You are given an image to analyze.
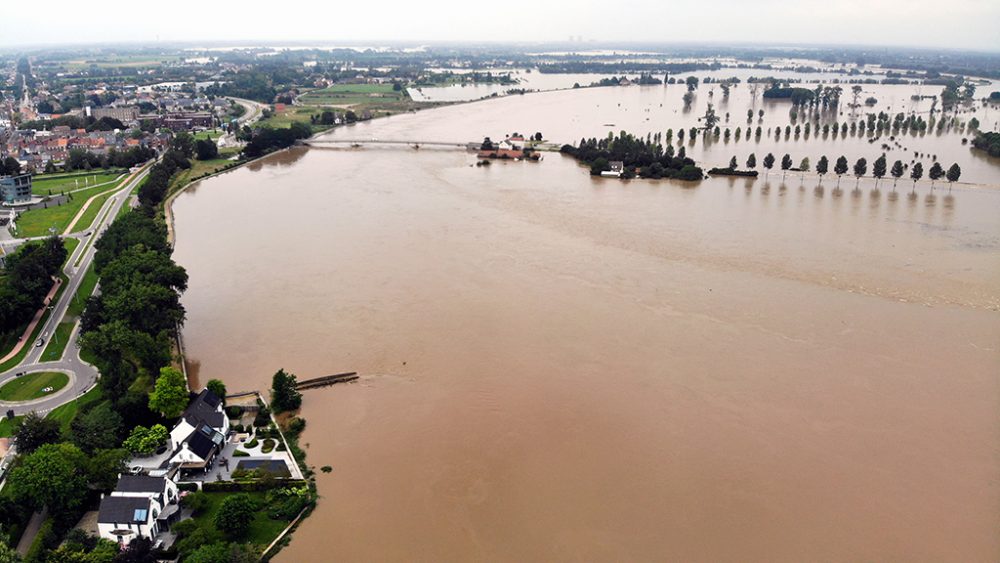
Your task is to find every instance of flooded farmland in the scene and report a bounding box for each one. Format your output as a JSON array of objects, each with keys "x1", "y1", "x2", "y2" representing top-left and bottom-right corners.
[{"x1": 172, "y1": 81, "x2": 1000, "y2": 562}]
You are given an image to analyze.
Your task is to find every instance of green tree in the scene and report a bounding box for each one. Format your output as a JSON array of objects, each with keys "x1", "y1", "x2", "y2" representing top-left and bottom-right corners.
[
  {"x1": 853, "y1": 157, "x2": 867, "y2": 187},
  {"x1": 7, "y1": 443, "x2": 88, "y2": 512},
  {"x1": 122, "y1": 424, "x2": 168, "y2": 456},
  {"x1": 872, "y1": 155, "x2": 887, "y2": 187},
  {"x1": 194, "y1": 139, "x2": 219, "y2": 161},
  {"x1": 945, "y1": 163, "x2": 961, "y2": 191},
  {"x1": 910, "y1": 162, "x2": 924, "y2": 191},
  {"x1": 746, "y1": 153, "x2": 756, "y2": 169},
  {"x1": 780, "y1": 154, "x2": 792, "y2": 179},
  {"x1": 762, "y1": 153, "x2": 775, "y2": 177},
  {"x1": 271, "y1": 369, "x2": 302, "y2": 413},
  {"x1": 170, "y1": 132, "x2": 195, "y2": 158},
  {"x1": 70, "y1": 402, "x2": 123, "y2": 454},
  {"x1": 0, "y1": 540, "x2": 18, "y2": 563},
  {"x1": 728, "y1": 156, "x2": 738, "y2": 169},
  {"x1": 206, "y1": 379, "x2": 227, "y2": 403},
  {"x1": 928, "y1": 162, "x2": 944, "y2": 188},
  {"x1": 87, "y1": 448, "x2": 129, "y2": 491},
  {"x1": 149, "y1": 366, "x2": 189, "y2": 419},
  {"x1": 12, "y1": 412, "x2": 61, "y2": 454},
  {"x1": 834, "y1": 156, "x2": 849, "y2": 186},
  {"x1": 214, "y1": 494, "x2": 257, "y2": 538},
  {"x1": 816, "y1": 155, "x2": 829, "y2": 184},
  {"x1": 890, "y1": 160, "x2": 904, "y2": 189}
]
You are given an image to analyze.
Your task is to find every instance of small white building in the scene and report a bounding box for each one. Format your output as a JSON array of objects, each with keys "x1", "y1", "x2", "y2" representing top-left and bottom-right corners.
[{"x1": 601, "y1": 161, "x2": 625, "y2": 177}]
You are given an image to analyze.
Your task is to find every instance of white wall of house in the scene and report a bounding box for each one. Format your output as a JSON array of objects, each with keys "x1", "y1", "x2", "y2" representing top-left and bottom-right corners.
[
  {"x1": 169, "y1": 419, "x2": 196, "y2": 449},
  {"x1": 169, "y1": 443, "x2": 207, "y2": 467}
]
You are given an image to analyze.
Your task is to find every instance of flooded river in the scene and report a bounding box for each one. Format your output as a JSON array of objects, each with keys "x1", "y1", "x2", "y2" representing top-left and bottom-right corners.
[{"x1": 172, "y1": 86, "x2": 1000, "y2": 561}]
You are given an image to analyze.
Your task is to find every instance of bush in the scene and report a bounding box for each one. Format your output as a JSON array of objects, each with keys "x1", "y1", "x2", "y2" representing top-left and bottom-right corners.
[
  {"x1": 181, "y1": 491, "x2": 210, "y2": 515},
  {"x1": 178, "y1": 482, "x2": 199, "y2": 492},
  {"x1": 288, "y1": 417, "x2": 306, "y2": 434},
  {"x1": 253, "y1": 407, "x2": 271, "y2": 427},
  {"x1": 267, "y1": 495, "x2": 309, "y2": 520},
  {"x1": 224, "y1": 406, "x2": 243, "y2": 419},
  {"x1": 261, "y1": 439, "x2": 276, "y2": 454},
  {"x1": 245, "y1": 438, "x2": 259, "y2": 449},
  {"x1": 232, "y1": 449, "x2": 250, "y2": 457}
]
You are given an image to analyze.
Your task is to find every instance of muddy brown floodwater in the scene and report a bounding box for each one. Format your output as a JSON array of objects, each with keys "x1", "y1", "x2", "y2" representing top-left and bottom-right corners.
[{"x1": 173, "y1": 87, "x2": 1000, "y2": 562}]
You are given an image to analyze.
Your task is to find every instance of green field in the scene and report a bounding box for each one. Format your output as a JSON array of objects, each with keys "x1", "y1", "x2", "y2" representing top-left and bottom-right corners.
[
  {"x1": 167, "y1": 148, "x2": 241, "y2": 196},
  {"x1": 40, "y1": 321, "x2": 75, "y2": 362},
  {"x1": 15, "y1": 176, "x2": 127, "y2": 237},
  {"x1": 298, "y1": 83, "x2": 403, "y2": 106},
  {"x1": 0, "y1": 371, "x2": 69, "y2": 402},
  {"x1": 46, "y1": 386, "x2": 102, "y2": 433},
  {"x1": 32, "y1": 172, "x2": 124, "y2": 196}
]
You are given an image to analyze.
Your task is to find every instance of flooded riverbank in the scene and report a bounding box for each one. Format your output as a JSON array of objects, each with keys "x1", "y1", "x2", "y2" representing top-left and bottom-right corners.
[{"x1": 172, "y1": 88, "x2": 1000, "y2": 561}]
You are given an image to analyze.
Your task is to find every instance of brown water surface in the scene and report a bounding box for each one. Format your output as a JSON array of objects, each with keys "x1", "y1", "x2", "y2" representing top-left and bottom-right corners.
[{"x1": 173, "y1": 92, "x2": 1000, "y2": 562}]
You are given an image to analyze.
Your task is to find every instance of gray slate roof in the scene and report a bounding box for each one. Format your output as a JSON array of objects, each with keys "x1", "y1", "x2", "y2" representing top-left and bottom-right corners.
[{"x1": 98, "y1": 496, "x2": 152, "y2": 524}]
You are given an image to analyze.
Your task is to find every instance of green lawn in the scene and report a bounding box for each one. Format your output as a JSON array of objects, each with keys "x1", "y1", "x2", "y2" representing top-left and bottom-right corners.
[
  {"x1": 32, "y1": 172, "x2": 124, "y2": 196},
  {"x1": 168, "y1": 149, "x2": 241, "y2": 196},
  {"x1": 14, "y1": 177, "x2": 128, "y2": 237},
  {"x1": 193, "y1": 130, "x2": 224, "y2": 141},
  {"x1": 0, "y1": 371, "x2": 69, "y2": 401},
  {"x1": 66, "y1": 264, "x2": 98, "y2": 318},
  {"x1": 0, "y1": 415, "x2": 23, "y2": 438},
  {"x1": 46, "y1": 386, "x2": 102, "y2": 433},
  {"x1": 298, "y1": 84, "x2": 407, "y2": 107},
  {"x1": 195, "y1": 492, "x2": 293, "y2": 546},
  {"x1": 39, "y1": 321, "x2": 75, "y2": 362}
]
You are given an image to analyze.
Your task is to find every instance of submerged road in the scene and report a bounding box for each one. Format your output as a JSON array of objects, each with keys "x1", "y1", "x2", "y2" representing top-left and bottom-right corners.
[{"x1": 0, "y1": 165, "x2": 151, "y2": 417}]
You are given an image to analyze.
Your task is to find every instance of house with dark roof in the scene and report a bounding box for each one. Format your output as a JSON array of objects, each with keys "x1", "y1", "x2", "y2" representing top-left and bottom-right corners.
[
  {"x1": 97, "y1": 473, "x2": 181, "y2": 546},
  {"x1": 169, "y1": 388, "x2": 229, "y2": 452},
  {"x1": 169, "y1": 422, "x2": 225, "y2": 469}
]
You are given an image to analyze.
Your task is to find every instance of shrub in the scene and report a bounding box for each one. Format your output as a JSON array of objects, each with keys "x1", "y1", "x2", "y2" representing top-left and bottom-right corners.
[
  {"x1": 245, "y1": 438, "x2": 259, "y2": 449},
  {"x1": 232, "y1": 449, "x2": 250, "y2": 457},
  {"x1": 261, "y1": 439, "x2": 276, "y2": 454}
]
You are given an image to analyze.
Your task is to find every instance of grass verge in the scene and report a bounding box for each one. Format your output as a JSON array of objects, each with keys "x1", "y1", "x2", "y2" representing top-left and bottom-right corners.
[
  {"x1": 39, "y1": 321, "x2": 75, "y2": 362},
  {"x1": 46, "y1": 386, "x2": 102, "y2": 433}
]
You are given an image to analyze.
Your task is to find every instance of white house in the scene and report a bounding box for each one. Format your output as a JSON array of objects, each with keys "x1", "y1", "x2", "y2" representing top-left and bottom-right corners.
[
  {"x1": 97, "y1": 474, "x2": 180, "y2": 546},
  {"x1": 601, "y1": 161, "x2": 625, "y2": 177},
  {"x1": 169, "y1": 388, "x2": 229, "y2": 451}
]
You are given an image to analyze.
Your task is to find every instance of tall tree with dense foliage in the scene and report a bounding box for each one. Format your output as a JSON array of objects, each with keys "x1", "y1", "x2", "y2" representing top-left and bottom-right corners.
[
  {"x1": 945, "y1": 163, "x2": 961, "y2": 191},
  {"x1": 853, "y1": 158, "x2": 867, "y2": 188},
  {"x1": 834, "y1": 156, "x2": 849, "y2": 186},
  {"x1": 928, "y1": 162, "x2": 944, "y2": 188},
  {"x1": 122, "y1": 424, "x2": 169, "y2": 456},
  {"x1": 816, "y1": 155, "x2": 829, "y2": 184},
  {"x1": 890, "y1": 160, "x2": 904, "y2": 189},
  {"x1": 149, "y1": 366, "x2": 189, "y2": 418},
  {"x1": 746, "y1": 153, "x2": 756, "y2": 170},
  {"x1": 12, "y1": 412, "x2": 61, "y2": 454},
  {"x1": 910, "y1": 162, "x2": 924, "y2": 191},
  {"x1": 271, "y1": 369, "x2": 303, "y2": 413},
  {"x1": 762, "y1": 153, "x2": 775, "y2": 177},
  {"x1": 780, "y1": 154, "x2": 792, "y2": 179},
  {"x1": 6, "y1": 443, "x2": 88, "y2": 512},
  {"x1": 872, "y1": 155, "x2": 887, "y2": 188},
  {"x1": 214, "y1": 494, "x2": 257, "y2": 538},
  {"x1": 70, "y1": 402, "x2": 123, "y2": 454},
  {"x1": 206, "y1": 379, "x2": 227, "y2": 403}
]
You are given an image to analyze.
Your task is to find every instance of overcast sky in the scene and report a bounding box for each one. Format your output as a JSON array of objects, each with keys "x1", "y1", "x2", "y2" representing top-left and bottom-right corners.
[{"x1": 2, "y1": 0, "x2": 998, "y2": 51}]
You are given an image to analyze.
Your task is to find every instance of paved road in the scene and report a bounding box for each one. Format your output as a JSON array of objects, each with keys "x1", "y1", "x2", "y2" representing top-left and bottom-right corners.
[
  {"x1": 0, "y1": 165, "x2": 151, "y2": 416},
  {"x1": 218, "y1": 97, "x2": 266, "y2": 148}
]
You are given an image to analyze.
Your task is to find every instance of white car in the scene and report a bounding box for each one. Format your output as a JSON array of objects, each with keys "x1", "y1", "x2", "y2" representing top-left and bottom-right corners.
[{"x1": 34, "y1": 338, "x2": 44, "y2": 347}]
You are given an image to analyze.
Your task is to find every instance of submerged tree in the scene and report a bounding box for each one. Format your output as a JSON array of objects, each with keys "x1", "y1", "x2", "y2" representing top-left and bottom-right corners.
[
  {"x1": 746, "y1": 153, "x2": 757, "y2": 170},
  {"x1": 890, "y1": 160, "x2": 904, "y2": 189},
  {"x1": 762, "y1": 153, "x2": 775, "y2": 177},
  {"x1": 946, "y1": 163, "x2": 962, "y2": 191},
  {"x1": 816, "y1": 155, "x2": 829, "y2": 184},
  {"x1": 834, "y1": 156, "x2": 849, "y2": 187},
  {"x1": 872, "y1": 155, "x2": 887, "y2": 188},
  {"x1": 928, "y1": 162, "x2": 944, "y2": 188},
  {"x1": 853, "y1": 157, "x2": 868, "y2": 188},
  {"x1": 780, "y1": 154, "x2": 793, "y2": 179},
  {"x1": 910, "y1": 162, "x2": 924, "y2": 191}
]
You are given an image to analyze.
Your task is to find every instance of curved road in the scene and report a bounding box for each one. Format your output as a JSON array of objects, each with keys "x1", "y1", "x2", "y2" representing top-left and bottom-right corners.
[{"x1": 0, "y1": 165, "x2": 151, "y2": 416}]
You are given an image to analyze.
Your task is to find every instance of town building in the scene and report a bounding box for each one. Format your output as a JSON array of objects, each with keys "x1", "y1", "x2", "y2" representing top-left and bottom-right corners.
[{"x1": 0, "y1": 174, "x2": 32, "y2": 204}]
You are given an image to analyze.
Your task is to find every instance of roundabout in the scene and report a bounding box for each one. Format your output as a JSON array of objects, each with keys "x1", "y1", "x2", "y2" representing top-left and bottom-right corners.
[{"x1": 0, "y1": 370, "x2": 71, "y2": 402}]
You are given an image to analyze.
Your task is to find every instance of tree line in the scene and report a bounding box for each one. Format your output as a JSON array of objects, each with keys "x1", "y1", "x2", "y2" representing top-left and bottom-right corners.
[
  {"x1": 726, "y1": 151, "x2": 962, "y2": 190},
  {"x1": 242, "y1": 122, "x2": 312, "y2": 158}
]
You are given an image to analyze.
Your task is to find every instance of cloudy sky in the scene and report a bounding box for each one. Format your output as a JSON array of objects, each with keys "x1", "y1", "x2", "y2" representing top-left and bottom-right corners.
[{"x1": 2, "y1": 0, "x2": 998, "y2": 51}]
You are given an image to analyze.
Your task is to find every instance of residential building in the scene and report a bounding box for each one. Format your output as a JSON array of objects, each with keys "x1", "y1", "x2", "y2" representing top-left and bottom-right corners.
[
  {"x1": 97, "y1": 474, "x2": 180, "y2": 547},
  {"x1": 0, "y1": 174, "x2": 31, "y2": 204}
]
